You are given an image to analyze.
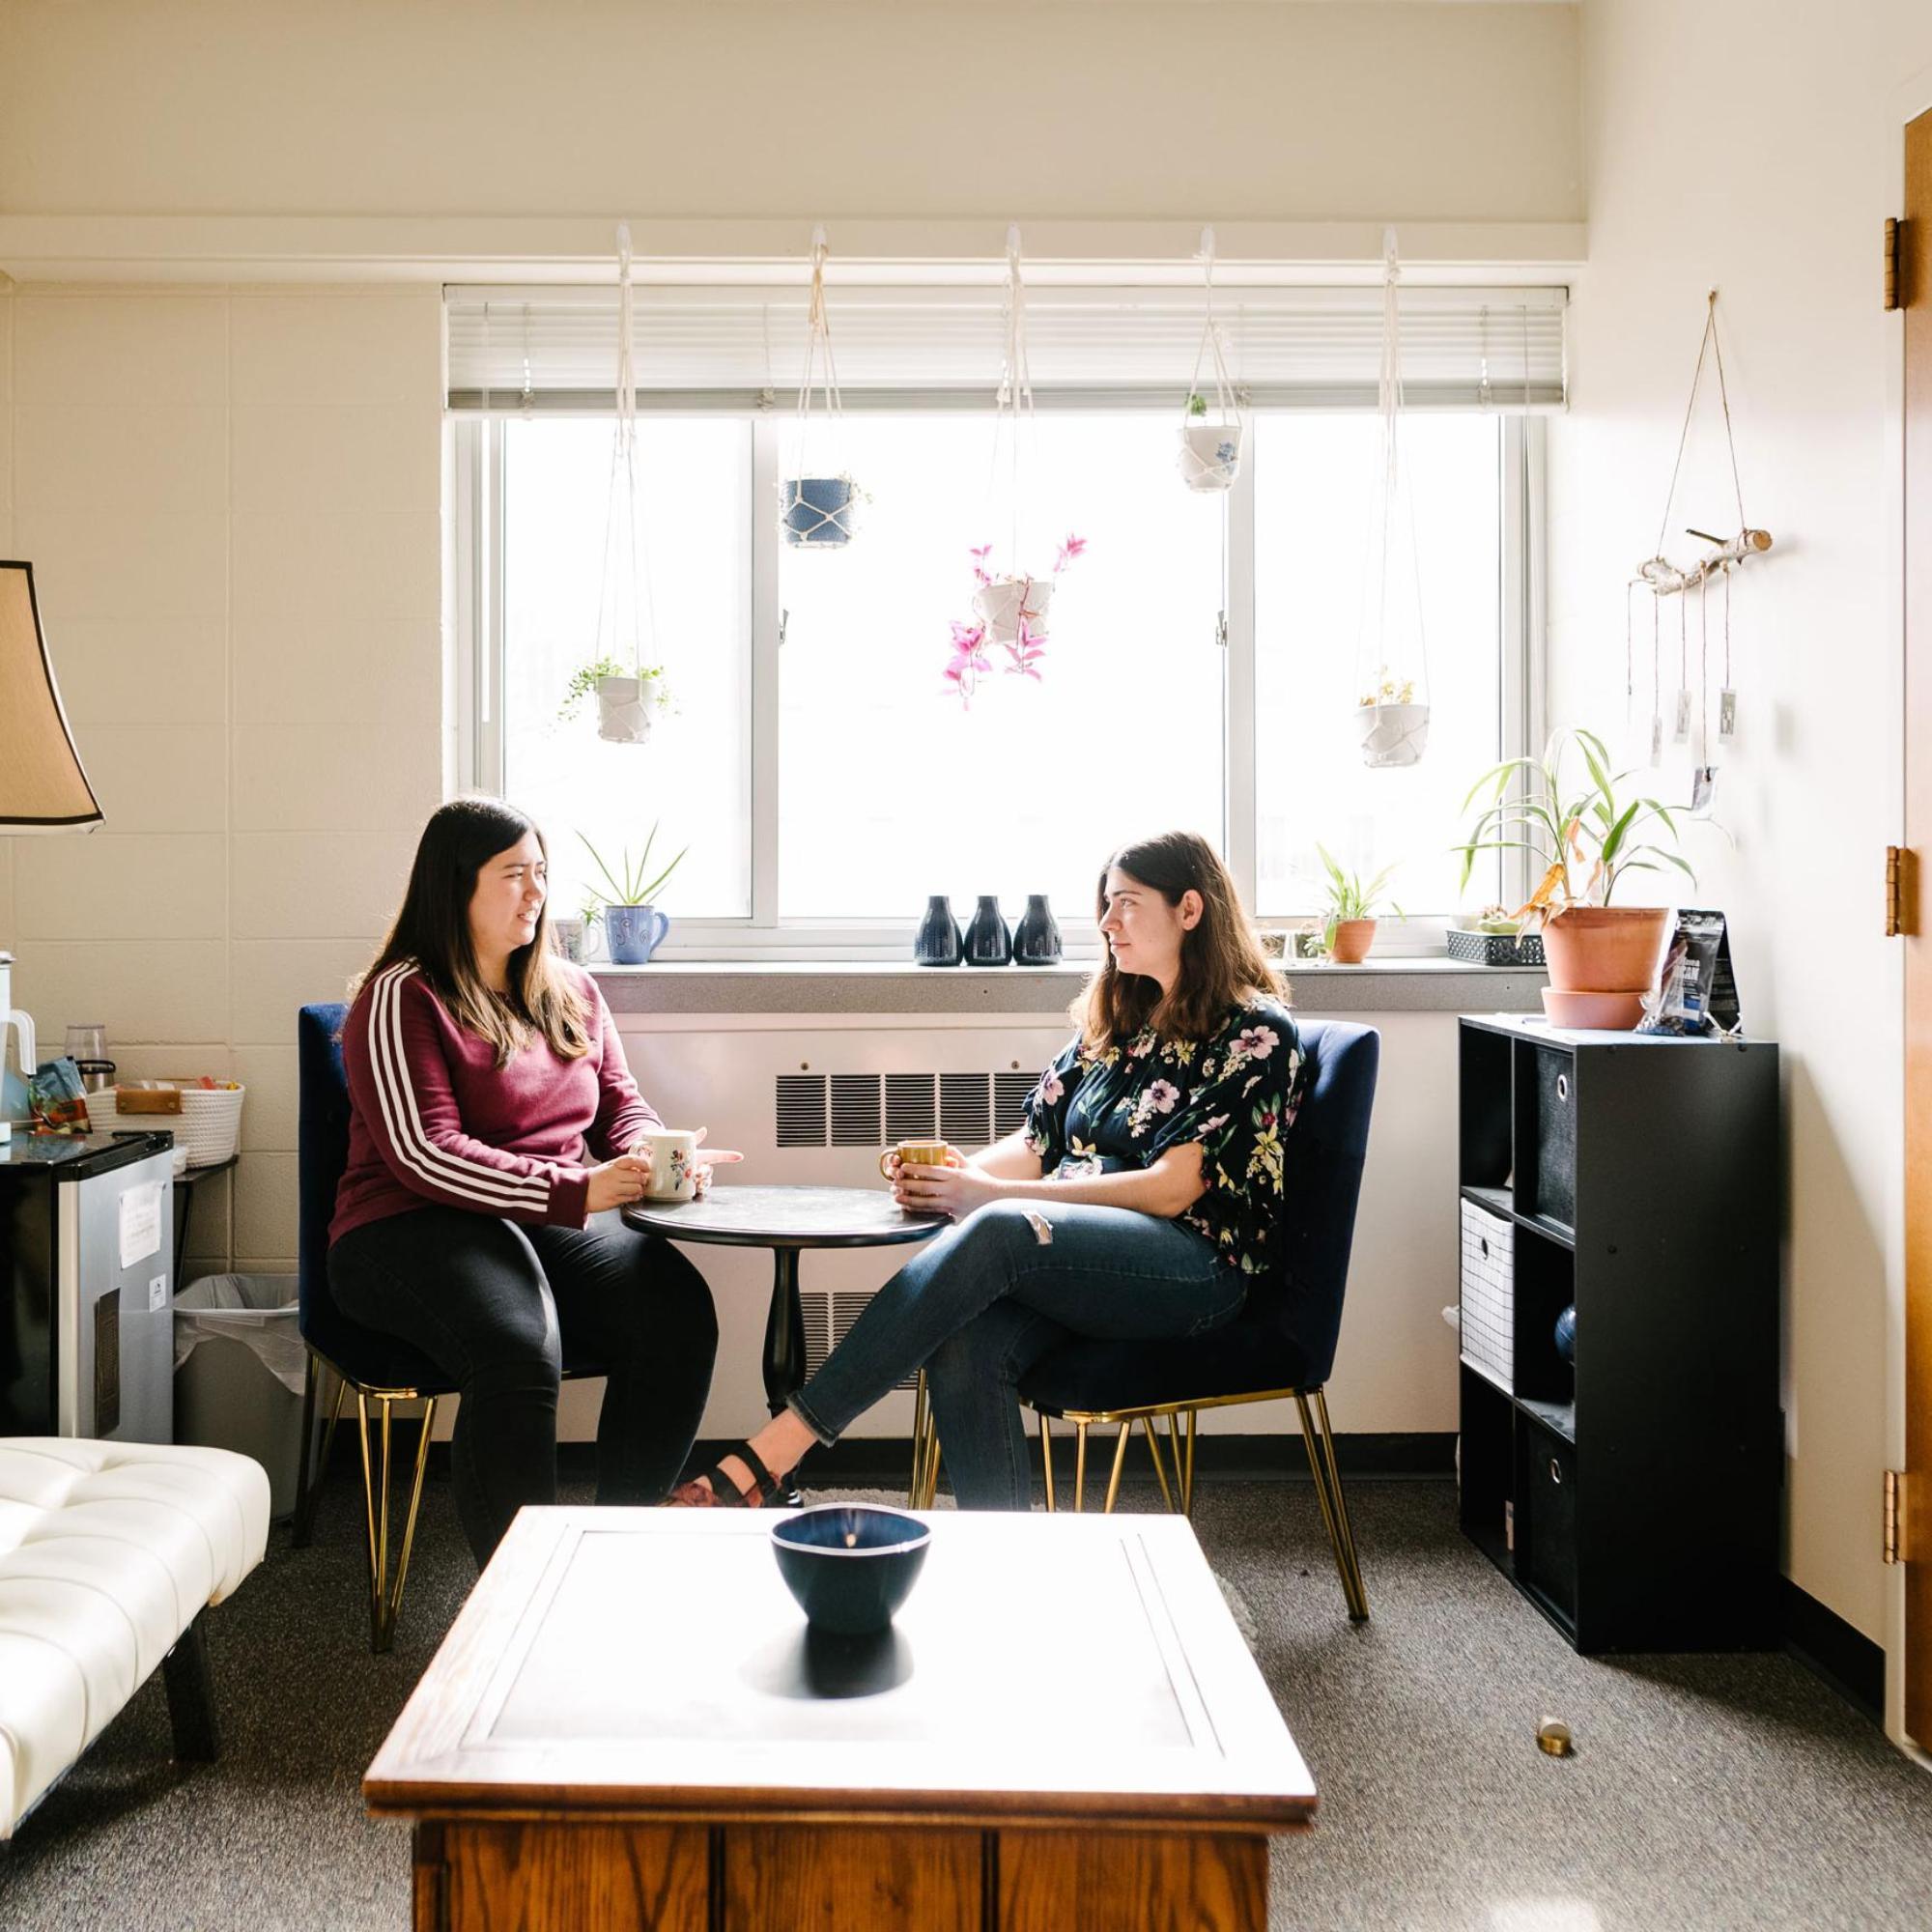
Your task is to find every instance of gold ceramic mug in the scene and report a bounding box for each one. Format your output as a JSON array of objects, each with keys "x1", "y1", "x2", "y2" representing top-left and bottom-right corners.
[{"x1": 879, "y1": 1139, "x2": 952, "y2": 1180}]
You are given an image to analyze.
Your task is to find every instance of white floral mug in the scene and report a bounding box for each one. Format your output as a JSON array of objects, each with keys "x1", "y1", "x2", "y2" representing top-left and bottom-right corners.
[{"x1": 638, "y1": 1129, "x2": 699, "y2": 1201}]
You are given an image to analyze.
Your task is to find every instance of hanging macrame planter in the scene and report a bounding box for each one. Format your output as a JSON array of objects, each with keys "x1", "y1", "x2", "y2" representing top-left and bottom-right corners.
[
  {"x1": 582, "y1": 225, "x2": 668, "y2": 747},
  {"x1": 1178, "y1": 227, "x2": 1246, "y2": 493},
  {"x1": 778, "y1": 227, "x2": 860, "y2": 548},
  {"x1": 944, "y1": 227, "x2": 1085, "y2": 704},
  {"x1": 1355, "y1": 229, "x2": 1430, "y2": 769}
]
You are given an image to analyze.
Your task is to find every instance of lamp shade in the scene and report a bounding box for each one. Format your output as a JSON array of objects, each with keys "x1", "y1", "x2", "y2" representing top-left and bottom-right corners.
[{"x1": 0, "y1": 561, "x2": 102, "y2": 831}]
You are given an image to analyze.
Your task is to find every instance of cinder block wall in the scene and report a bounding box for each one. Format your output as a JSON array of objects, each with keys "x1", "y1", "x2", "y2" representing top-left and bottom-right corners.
[{"x1": 0, "y1": 286, "x2": 444, "y2": 1278}]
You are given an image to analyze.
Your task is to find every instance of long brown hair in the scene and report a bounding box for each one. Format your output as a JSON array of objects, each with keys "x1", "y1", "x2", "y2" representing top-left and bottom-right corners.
[
  {"x1": 1074, "y1": 831, "x2": 1282, "y2": 1053},
  {"x1": 356, "y1": 798, "x2": 590, "y2": 1067}
]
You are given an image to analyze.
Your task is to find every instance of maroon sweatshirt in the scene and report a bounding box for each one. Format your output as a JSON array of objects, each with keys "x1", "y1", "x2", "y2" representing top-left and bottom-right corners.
[{"x1": 328, "y1": 960, "x2": 661, "y2": 1245}]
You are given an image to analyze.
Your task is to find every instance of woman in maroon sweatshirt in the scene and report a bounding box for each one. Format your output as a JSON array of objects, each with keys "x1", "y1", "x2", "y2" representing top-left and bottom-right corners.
[{"x1": 327, "y1": 798, "x2": 717, "y2": 1565}]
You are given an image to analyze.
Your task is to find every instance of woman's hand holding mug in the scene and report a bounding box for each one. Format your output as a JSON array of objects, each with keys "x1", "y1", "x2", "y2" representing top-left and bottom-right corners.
[{"x1": 587, "y1": 1152, "x2": 653, "y2": 1212}]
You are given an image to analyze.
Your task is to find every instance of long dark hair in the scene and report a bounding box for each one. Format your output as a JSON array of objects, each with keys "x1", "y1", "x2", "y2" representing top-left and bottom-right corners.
[
  {"x1": 356, "y1": 798, "x2": 589, "y2": 1067},
  {"x1": 1074, "y1": 830, "x2": 1282, "y2": 1053}
]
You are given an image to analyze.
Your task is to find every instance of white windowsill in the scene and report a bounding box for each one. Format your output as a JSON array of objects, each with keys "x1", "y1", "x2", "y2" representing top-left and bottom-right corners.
[{"x1": 592, "y1": 955, "x2": 1548, "y2": 1017}]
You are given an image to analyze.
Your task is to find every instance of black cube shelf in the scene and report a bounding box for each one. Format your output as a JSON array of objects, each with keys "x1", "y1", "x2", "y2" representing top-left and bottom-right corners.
[{"x1": 1456, "y1": 1014, "x2": 1781, "y2": 1653}]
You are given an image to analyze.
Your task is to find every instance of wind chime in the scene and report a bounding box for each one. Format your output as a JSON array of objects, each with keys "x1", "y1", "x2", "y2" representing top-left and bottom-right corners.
[
  {"x1": 588, "y1": 224, "x2": 664, "y2": 746},
  {"x1": 778, "y1": 226, "x2": 860, "y2": 548},
  {"x1": 1627, "y1": 289, "x2": 1775, "y2": 812},
  {"x1": 1178, "y1": 226, "x2": 1246, "y2": 492},
  {"x1": 1356, "y1": 228, "x2": 1430, "y2": 769}
]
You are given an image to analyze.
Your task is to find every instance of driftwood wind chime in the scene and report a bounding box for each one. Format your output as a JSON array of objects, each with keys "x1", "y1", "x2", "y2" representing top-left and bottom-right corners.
[{"x1": 1628, "y1": 290, "x2": 1775, "y2": 812}]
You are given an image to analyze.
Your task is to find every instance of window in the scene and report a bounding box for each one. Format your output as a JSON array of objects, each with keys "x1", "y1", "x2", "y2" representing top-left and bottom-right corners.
[{"x1": 457, "y1": 304, "x2": 1544, "y2": 957}]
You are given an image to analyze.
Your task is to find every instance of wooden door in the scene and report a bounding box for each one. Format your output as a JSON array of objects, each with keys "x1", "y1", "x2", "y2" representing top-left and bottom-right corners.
[{"x1": 1906, "y1": 102, "x2": 1932, "y2": 1743}]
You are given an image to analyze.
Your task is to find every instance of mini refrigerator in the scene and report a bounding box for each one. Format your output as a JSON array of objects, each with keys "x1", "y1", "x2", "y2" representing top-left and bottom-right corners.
[{"x1": 0, "y1": 1130, "x2": 178, "y2": 1441}]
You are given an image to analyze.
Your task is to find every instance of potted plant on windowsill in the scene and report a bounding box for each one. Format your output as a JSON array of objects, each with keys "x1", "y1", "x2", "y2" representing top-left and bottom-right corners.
[
  {"x1": 579, "y1": 827, "x2": 689, "y2": 964},
  {"x1": 560, "y1": 656, "x2": 674, "y2": 747},
  {"x1": 1457, "y1": 726, "x2": 1693, "y2": 1018},
  {"x1": 1316, "y1": 845, "x2": 1401, "y2": 964}
]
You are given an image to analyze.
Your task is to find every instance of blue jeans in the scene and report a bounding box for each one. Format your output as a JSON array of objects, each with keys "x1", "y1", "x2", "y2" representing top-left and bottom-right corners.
[{"x1": 788, "y1": 1201, "x2": 1246, "y2": 1511}]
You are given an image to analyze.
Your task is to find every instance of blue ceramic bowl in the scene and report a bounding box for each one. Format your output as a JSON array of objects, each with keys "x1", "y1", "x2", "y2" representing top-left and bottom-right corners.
[{"x1": 770, "y1": 1505, "x2": 931, "y2": 1636}]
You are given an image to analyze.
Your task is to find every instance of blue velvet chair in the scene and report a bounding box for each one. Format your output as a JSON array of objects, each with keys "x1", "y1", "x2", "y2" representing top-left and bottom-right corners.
[
  {"x1": 293, "y1": 1001, "x2": 604, "y2": 1650},
  {"x1": 909, "y1": 1019, "x2": 1379, "y2": 1621}
]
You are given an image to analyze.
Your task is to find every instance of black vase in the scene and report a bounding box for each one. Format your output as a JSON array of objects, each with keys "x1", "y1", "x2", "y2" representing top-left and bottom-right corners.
[
  {"x1": 914, "y1": 895, "x2": 963, "y2": 966},
  {"x1": 962, "y1": 895, "x2": 1013, "y2": 967},
  {"x1": 1011, "y1": 894, "x2": 1063, "y2": 965}
]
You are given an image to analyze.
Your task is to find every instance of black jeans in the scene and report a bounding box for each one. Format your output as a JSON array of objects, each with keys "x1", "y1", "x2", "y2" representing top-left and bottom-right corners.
[{"x1": 327, "y1": 1207, "x2": 717, "y2": 1566}]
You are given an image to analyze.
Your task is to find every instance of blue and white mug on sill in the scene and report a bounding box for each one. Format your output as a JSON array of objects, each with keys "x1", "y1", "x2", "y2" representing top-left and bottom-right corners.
[{"x1": 604, "y1": 904, "x2": 670, "y2": 964}]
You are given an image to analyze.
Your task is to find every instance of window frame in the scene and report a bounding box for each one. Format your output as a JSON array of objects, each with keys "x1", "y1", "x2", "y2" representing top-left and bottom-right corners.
[{"x1": 455, "y1": 409, "x2": 1544, "y2": 959}]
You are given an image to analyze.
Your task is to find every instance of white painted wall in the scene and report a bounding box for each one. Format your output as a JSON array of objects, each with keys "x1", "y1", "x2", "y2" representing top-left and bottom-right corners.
[
  {"x1": 1546, "y1": 0, "x2": 1932, "y2": 1655},
  {"x1": 0, "y1": 285, "x2": 446, "y2": 1276},
  {"x1": 0, "y1": 3, "x2": 1581, "y2": 229}
]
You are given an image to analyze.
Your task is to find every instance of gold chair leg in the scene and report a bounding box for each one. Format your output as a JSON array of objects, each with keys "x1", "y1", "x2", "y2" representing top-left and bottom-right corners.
[
  {"x1": 1074, "y1": 1422, "x2": 1090, "y2": 1514},
  {"x1": 1294, "y1": 1391, "x2": 1369, "y2": 1622},
  {"x1": 908, "y1": 1372, "x2": 928, "y2": 1507},
  {"x1": 1039, "y1": 1414, "x2": 1056, "y2": 1513},
  {"x1": 355, "y1": 1391, "x2": 439, "y2": 1653},
  {"x1": 1182, "y1": 1408, "x2": 1198, "y2": 1517},
  {"x1": 1101, "y1": 1423, "x2": 1133, "y2": 1514},
  {"x1": 1313, "y1": 1387, "x2": 1369, "y2": 1621},
  {"x1": 1138, "y1": 1415, "x2": 1176, "y2": 1513}
]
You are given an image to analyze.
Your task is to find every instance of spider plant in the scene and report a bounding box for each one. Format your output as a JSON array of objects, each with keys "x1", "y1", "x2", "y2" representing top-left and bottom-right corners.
[
  {"x1": 1457, "y1": 727, "x2": 1694, "y2": 919},
  {"x1": 578, "y1": 826, "x2": 688, "y2": 908},
  {"x1": 1316, "y1": 845, "x2": 1401, "y2": 952}
]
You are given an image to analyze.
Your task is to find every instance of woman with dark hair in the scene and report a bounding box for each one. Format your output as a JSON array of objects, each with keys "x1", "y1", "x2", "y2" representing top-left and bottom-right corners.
[
  {"x1": 672, "y1": 830, "x2": 1304, "y2": 1513},
  {"x1": 327, "y1": 797, "x2": 718, "y2": 1565}
]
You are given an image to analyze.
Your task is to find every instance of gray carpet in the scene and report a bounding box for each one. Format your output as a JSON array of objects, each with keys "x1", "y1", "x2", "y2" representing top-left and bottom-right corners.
[{"x1": 4, "y1": 1472, "x2": 1930, "y2": 1931}]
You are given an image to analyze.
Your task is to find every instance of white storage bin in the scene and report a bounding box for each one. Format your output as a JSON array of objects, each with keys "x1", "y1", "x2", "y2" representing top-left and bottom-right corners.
[
  {"x1": 87, "y1": 1083, "x2": 244, "y2": 1166},
  {"x1": 1459, "y1": 1199, "x2": 1515, "y2": 1393}
]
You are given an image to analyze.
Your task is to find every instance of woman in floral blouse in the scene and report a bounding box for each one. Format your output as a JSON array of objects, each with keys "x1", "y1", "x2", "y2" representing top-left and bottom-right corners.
[{"x1": 671, "y1": 830, "x2": 1304, "y2": 1511}]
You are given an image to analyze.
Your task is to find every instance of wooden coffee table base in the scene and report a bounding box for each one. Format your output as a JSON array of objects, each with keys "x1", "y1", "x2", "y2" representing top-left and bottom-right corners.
[
  {"x1": 372, "y1": 1510, "x2": 1311, "y2": 1932},
  {"x1": 411, "y1": 1818, "x2": 1268, "y2": 1931}
]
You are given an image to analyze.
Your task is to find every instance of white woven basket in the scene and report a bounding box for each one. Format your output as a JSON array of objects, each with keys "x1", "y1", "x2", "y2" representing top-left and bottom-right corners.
[
  {"x1": 87, "y1": 1085, "x2": 244, "y2": 1167},
  {"x1": 1459, "y1": 1199, "x2": 1514, "y2": 1393}
]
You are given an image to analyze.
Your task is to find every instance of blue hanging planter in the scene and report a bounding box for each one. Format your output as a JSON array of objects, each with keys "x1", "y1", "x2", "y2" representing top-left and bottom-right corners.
[{"x1": 780, "y1": 476, "x2": 859, "y2": 548}]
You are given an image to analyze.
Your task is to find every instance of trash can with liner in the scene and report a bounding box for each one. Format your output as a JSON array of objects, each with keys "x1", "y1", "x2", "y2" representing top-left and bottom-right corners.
[{"x1": 173, "y1": 1273, "x2": 307, "y2": 1517}]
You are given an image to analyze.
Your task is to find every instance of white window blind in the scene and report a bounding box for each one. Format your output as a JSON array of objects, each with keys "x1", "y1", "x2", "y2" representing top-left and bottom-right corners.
[{"x1": 445, "y1": 281, "x2": 1566, "y2": 413}]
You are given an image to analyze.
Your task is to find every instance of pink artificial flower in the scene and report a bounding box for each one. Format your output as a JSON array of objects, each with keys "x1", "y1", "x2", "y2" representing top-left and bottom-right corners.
[
  {"x1": 969, "y1": 543, "x2": 994, "y2": 587},
  {"x1": 1055, "y1": 533, "x2": 1088, "y2": 573}
]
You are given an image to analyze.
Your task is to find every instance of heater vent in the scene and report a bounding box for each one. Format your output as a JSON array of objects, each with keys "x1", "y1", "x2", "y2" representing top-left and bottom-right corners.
[
  {"x1": 939, "y1": 1073, "x2": 991, "y2": 1150},
  {"x1": 802, "y1": 1289, "x2": 917, "y2": 1390},
  {"x1": 993, "y1": 1071, "x2": 1037, "y2": 1139},
  {"x1": 884, "y1": 1074, "x2": 939, "y2": 1143},
  {"x1": 830, "y1": 1074, "x2": 883, "y2": 1149},
  {"x1": 775, "y1": 1073, "x2": 828, "y2": 1148}
]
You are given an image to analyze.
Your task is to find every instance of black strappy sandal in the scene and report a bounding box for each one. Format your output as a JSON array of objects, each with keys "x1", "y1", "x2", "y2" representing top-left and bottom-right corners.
[{"x1": 668, "y1": 1438, "x2": 785, "y2": 1509}]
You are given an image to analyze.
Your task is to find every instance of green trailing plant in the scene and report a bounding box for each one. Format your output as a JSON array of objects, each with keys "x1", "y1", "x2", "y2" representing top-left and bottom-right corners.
[
  {"x1": 1186, "y1": 391, "x2": 1209, "y2": 418},
  {"x1": 1457, "y1": 726, "x2": 1694, "y2": 920},
  {"x1": 1316, "y1": 844, "x2": 1402, "y2": 952},
  {"x1": 558, "y1": 656, "x2": 673, "y2": 724},
  {"x1": 578, "y1": 826, "x2": 688, "y2": 908}
]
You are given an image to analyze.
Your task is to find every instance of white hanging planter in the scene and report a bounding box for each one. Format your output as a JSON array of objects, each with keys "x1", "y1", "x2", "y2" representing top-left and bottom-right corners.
[
  {"x1": 779, "y1": 474, "x2": 859, "y2": 548},
  {"x1": 1357, "y1": 700, "x2": 1431, "y2": 769},
  {"x1": 1177, "y1": 418, "x2": 1245, "y2": 492},
  {"x1": 973, "y1": 577, "x2": 1054, "y2": 643},
  {"x1": 1178, "y1": 232, "x2": 1247, "y2": 496},
  {"x1": 595, "y1": 675, "x2": 658, "y2": 746}
]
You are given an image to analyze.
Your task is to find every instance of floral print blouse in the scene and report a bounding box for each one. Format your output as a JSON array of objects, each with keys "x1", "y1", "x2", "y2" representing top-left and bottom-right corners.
[{"x1": 1020, "y1": 996, "x2": 1307, "y2": 1274}]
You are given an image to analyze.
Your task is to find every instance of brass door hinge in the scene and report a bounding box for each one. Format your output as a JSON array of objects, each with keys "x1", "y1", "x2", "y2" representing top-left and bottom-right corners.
[
  {"x1": 1886, "y1": 846, "x2": 1916, "y2": 937},
  {"x1": 1886, "y1": 218, "x2": 1905, "y2": 312},
  {"x1": 1886, "y1": 1468, "x2": 1908, "y2": 1564}
]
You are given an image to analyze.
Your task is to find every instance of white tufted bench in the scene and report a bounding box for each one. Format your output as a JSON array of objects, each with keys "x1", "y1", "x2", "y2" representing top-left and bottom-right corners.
[{"x1": 0, "y1": 1437, "x2": 270, "y2": 1843}]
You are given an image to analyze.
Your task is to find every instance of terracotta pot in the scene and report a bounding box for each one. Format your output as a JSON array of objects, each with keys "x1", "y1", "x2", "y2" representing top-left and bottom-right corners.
[
  {"x1": 1540, "y1": 904, "x2": 1671, "y2": 993},
  {"x1": 1328, "y1": 918, "x2": 1377, "y2": 965}
]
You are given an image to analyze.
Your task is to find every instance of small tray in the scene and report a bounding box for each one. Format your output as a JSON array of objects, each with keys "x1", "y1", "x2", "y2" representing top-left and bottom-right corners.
[{"x1": 1447, "y1": 927, "x2": 1546, "y2": 968}]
